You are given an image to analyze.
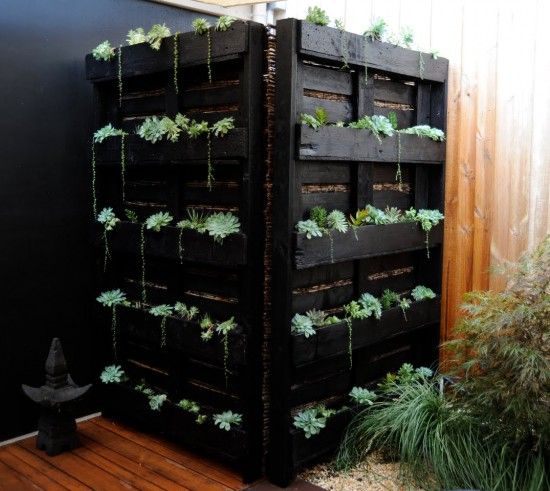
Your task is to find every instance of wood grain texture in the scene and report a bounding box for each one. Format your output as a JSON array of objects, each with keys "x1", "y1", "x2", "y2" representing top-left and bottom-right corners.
[
  {"x1": 0, "y1": 416, "x2": 246, "y2": 490},
  {"x1": 289, "y1": 0, "x2": 550, "y2": 348}
]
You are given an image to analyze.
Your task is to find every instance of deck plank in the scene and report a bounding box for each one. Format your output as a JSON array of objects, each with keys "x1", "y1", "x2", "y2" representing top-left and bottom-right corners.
[
  {"x1": 4, "y1": 445, "x2": 91, "y2": 490},
  {"x1": 93, "y1": 418, "x2": 243, "y2": 489},
  {"x1": 0, "y1": 416, "x2": 246, "y2": 491}
]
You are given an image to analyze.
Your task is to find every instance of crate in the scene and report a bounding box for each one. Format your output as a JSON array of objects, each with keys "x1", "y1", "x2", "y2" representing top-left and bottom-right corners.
[
  {"x1": 87, "y1": 20, "x2": 265, "y2": 482},
  {"x1": 268, "y1": 19, "x2": 448, "y2": 485}
]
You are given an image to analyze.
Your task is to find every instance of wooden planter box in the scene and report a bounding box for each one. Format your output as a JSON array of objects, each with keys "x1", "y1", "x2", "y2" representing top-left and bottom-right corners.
[
  {"x1": 86, "y1": 21, "x2": 250, "y2": 81},
  {"x1": 118, "y1": 306, "x2": 246, "y2": 367},
  {"x1": 298, "y1": 126, "x2": 445, "y2": 163},
  {"x1": 102, "y1": 383, "x2": 246, "y2": 463},
  {"x1": 294, "y1": 222, "x2": 443, "y2": 269},
  {"x1": 292, "y1": 297, "x2": 440, "y2": 366},
  {"x1": 94, "y1": 131, "x2": 248, "y2": 165},
  {"x1": 101, "y1": 221, "x2": 247, "y2": 266}
]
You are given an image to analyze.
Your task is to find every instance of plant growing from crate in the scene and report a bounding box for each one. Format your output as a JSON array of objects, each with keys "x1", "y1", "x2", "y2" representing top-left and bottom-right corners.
[
  {"x1": 363, "y1": 18, "x2": 388, "y2": 83},
  {"x1": 178, "y1": 399, "x2": 207, "y2": 424},
  {"x1": 216, "y1": 317, "x2": 237, "y2": 387},
  {"x1": 136, "y1": 114, "x2": 235, "y2": 190},
  {"x1": 97, "y1": 289, "x2": 129, "y2": 360},
  {"x1": 140, "y1": 212, "x2": 173, "y2": 304},
  {"x1": 214, "y1": 410, "x2": 242, "y2": 431},
  {"x1": 305, "y1": 6, "x2": 330, "y2": 26},
  {"x1": 176, "y1": 209, "x2": 241, "y2": 263},
  {"x1": 91, "y1": 124, "x2": 127, "y2": 217},
  {"x1": 293, "y1": 405, "x2": 335, "y2": 439},
  {"x1": 149, "y1": 304, "x2": 174, "y2": 348},
  {"x1": 100, "y1": 365, "x2": 128, "y2": 384},
  {"x1": 97, "y1": 207, "x2": 120, "y2": 271},
  {"x1": 192, "y1": 18, "x2": 212, "y2": 82},
  {"x1": 135, "y1": 382, "x2": 168, "y2": 411}
]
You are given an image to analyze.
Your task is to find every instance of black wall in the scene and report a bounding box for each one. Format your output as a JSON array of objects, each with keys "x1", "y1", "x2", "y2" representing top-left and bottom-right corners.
[{"x1": 0, "y1": 0, "x2": 215, "y2": 441}]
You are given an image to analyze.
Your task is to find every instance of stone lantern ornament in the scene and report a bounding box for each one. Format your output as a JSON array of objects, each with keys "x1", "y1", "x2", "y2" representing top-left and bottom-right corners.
[{"x1": 22, "y1": 338, "x2": 92, "y2": 456}]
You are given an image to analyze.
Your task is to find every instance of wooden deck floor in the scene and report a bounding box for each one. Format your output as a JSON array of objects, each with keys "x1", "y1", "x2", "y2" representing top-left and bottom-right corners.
[{"x1": 0, "y1": 416, "x2": 247, "y2": 490}]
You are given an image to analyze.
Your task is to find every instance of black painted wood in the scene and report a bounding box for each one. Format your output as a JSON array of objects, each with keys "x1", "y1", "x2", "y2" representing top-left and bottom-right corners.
[
  {"x1": 270, "y1": 17, "x2": 447, "y2": 484},
  {"x1": 294, "y1": 222, "x2": 443, "y2": 269},
  {"x1": 298, "y1": 126, "x2": 445, "y2": 163}
]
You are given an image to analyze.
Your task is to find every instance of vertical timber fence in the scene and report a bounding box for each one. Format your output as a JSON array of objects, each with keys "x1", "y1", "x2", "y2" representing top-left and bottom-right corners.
[{"x1": 86, "y1": 17, "x2": 447, "y2": 485}]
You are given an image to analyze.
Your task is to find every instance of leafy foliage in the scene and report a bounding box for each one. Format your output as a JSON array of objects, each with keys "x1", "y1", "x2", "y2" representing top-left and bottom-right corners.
[
  {"x1": 93, "y1": 123, "x2": 125, "y2": 143},
  {"x1": 293, "y1": 405, "x2": 336, "y2": 438},
  {"x1": 147, "y1": 24, "x2": 171, "y2": 50},
  {"x1": 97, "y1": 207, "x2": 119, "y2": 231},
  {"x1": 296, "y1": 219, "x2": 323, "y2": 239},
  {"x1": 300, "y1": 107, "x2": 329, "y2": 129},
  {"x1": 211, "y1": 117, "x2": 235, "y2": 137},
  {"x1": 174, "y1": 302, "x2": 199, "y2": 321},
  {"x1": 179, "y1": 211, "x2": 241, "y2": 243},
  {"x1": 348, "y1": 115, "x2": 394, "y2": 141},
  {"x1": 135, "y1": 383, "x2": 167, "y2": 411},
  {"x1": 125, "y1": 209, "x2": 139, "y2": 223},
  {"x1": 387, "y1": 111, "x2": 398, "y2": 130},
  {"x1": 446, "y1": 236, "x2": 550, "y2": 450},
  {"x1": 411, "y1": 285, "x2": 436, "y2": 302},
  {"x1": 400, "y1": 125, "x2": 445, "y2": 141},
  {"x1": 192, "y1": 18, "x2": 211, "y2": 35},
  {"x1": 136, "y1": 116, "x2": 166, "y2": 143},
  {"x1": 305, "y1": 6, "x2": 330, "y2": 26},
  {"x1": 291, "y1": 314, "x2": 316, "y2": 338},
  {"x1": 214, "y1": 411, "x2": 242, "y2": 431},
  {"x1": 380, "y1": 289, "x2": 401, "y2": 310},
  {"x1": 326, "y1": 210, "x2": 348, "y2": 233},
  {"x1": 126, "y1": 28, "x2": 147, "y2": 45},
  {"x1": 215, "y1": 15, "x2": 236, "y2": 31},
  {"x1": 149, "y1": 304, "x2": 173, "y2": 318},
  {"x1": 97, "y1": 289, "x2": 127, "y2": 308},
  {"x1": 364, "y1": 18, "x2": 387, "y2": 41},
  {"x1": 187, "y1": 119, "x2": 209, "y2": 138},
  {"x1": 200, "y1": 313, "x2": 215, "y2": 341},
  {"x1": 145, "y1": 212, "x2": 173, "y2": 232},
  {"x1": 399, "y1": 26, "x2": 414, "y2": 48},
  {"x1": 310, "y1": 206, "x2": 328, "y2": 228},
  {"x1": 100, "y1": 365, "x2": 126, "y2": 384},
  {"x1": 349, "y1": 387, "x2": 377, "y2": 406},
  {"x1": 358, "y1": 293, "x2": 382, "y2": 320},
  {"x1": 92, "y1": 41, "x2": 115, "y2": 61},
  {"x1": 177, "y1": 208, "x2": 208, "y2": 233}
]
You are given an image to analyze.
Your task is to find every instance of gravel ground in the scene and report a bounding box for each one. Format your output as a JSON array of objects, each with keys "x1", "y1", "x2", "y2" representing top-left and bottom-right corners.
[{"x1": 300, "y1": 454, "x2": 426, "y2": 491}]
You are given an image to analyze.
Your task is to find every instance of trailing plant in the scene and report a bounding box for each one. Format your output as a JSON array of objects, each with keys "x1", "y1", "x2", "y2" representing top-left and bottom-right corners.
[
  {"x1": 343, "y1": 300, "x2": 371, "y2": 368},
  {"x1": 335, "y1": 19, "x2": 349, "y2": 69},
  {"x1": 139, "y1": 212, "x2": 173, "y2": 304},
  {"x1": 127, "y1": 28, "x2": 147, "y2": 45},
  {"x1": 214, "y1": 411, "x2": 242, "y2": 431},
  {"x1": 293, "y1": 405, "x2": 336, "y2": 439},
  {"x1": 411, "y1": 285, "x2": 436, "y2": 302},
  {"x1": 117, "y1": 46, "x2": 122, "y2": 107},
  {"x1": 92, "y1": 124, "x2": 126, "y2": 217},
  {"x1": 296, "y1": 207, "x2": 348, "y2": 254},
  {"x1": 100, "y1": 365, "x2": 127, "y2": 384},
  {"x1": 216, "y1": 317, "x2": 237, "y2": 387},
  {"x1": 146, "y1": 23, "x2": 171, "y2": 50},
  {"x1": 305, "y1": 6, "x2": 330, "y2": 26},
  {"x1": 349, "y1": 387, "x2": 377, "y2": 406},
  {"x1": 400, "y1": 125, "x2": 445, "y2": 141},
  {"x1": 215, "y1": 16, "x2": 236, "y2": 32},
  {"x1": 173, "y1": 32, "x2": 179, "y2": 94},
  {"x1": 398, "y1": 297, "x2": 411, "y2": 321},
  {"x1": 149, "y1": 304, "x2": 174, "y2": 348},
  {"x1": 97, "y1": 289, "x2": 128, "y2": 360},
  {"x1": 418, "y1": 51, "x2": 425, "y2": 80},
  {"x1": 300, "y1": 107, "x2": 329, "y2": 129},
  {"x1": 97, "y1": 207, "x2": 120, "y2": 271},
  {"x1": 407, "y1": 208, "x2": 445, "y2": 257},
  {"x1": 92, "y1": 40, "x2": 115, "y2": 61},
  {"x1": 192, "y1": 18, "x2": 212, "y2": 83},
  {"x1": 177, "y1": 399, "x2": 207, "y2": 424},
  {"x1": 291, "y1": 313, "x2": 315, "y2": 338}
]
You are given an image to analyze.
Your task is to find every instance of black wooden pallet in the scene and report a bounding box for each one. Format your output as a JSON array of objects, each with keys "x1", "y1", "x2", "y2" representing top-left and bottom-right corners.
[
  {"x1": 269, "y1": 18, "x2": 448, "y2": 486},
  {"x1": 87, "y1": 20, "x2": 266, "y2": 482}
]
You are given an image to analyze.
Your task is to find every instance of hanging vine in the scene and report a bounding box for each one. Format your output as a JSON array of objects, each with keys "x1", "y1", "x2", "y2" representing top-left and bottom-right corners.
[
  {"x1": 216, "y1": 317, "x2": 236, "y2": 388},
  {"x1": 418, "y1": 51, "x2": 425, "y2": 80},
  {"x1": 96, "y1": 289, "x2": 128, "y2": 360},
  {"x1": 173, "y1": 32, "x2": 179, "y2": 94},
  {"x1": 206, "y1": 29, "x2": 212, "y2": 83},
  {"x1": 192, "y1": 18, "x2": 212, "y2": 83},
  {"x1": 206, "y1": 130, "x2": 213, "y2": 190},
  {"x1": 117, "y1": 46, "x2": 123, "y2": 107},
  {"x1": 177, "y1": 225, "x2": 184, "y2": 264},
  {"x1": 91, "y1": 138, "x2": 97, "y2": 218},
  {"x1": 140, "y1": 223, "x2": 146, "y2": 305},
  {"x1": 396, "y1": 131, "x2": 403, "y2": 191},
  {"x1": 120, "y1": 133, "x2": 126, "y2": 202}
]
